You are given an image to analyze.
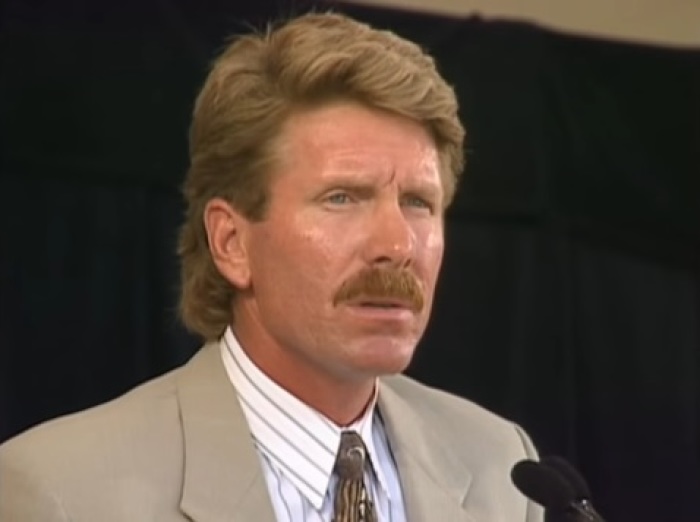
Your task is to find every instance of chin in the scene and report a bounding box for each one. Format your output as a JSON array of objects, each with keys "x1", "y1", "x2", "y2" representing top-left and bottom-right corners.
[
  {"x1": 351, "y1": 339, "x2": 416, "y2": 377},
  {"x1": 372, "y1": 358, "x2": 412, "y2": 377}
]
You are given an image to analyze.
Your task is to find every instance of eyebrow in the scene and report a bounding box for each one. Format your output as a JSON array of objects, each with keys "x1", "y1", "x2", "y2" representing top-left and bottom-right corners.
[{"x1": 325, "y1": 176, "x2": 442, "y2": 202}]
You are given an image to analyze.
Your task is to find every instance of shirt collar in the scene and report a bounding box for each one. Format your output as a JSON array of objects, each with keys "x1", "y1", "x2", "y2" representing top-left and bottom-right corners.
[{"x1": 219, "y1": 326, "x2": 391, "y2": 510}]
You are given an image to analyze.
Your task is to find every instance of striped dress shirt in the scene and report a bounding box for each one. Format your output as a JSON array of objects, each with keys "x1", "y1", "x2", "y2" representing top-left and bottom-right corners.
[{"x1": 220, "y1": 327, "x2": 407, "y2": 522}]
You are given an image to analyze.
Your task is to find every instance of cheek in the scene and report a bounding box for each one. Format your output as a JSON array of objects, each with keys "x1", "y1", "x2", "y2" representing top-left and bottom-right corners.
[
  {"x1": 420, "y1": 226, "x2": 445, "y2": 276},
  {"x1": 297, "y1": 208, "x2": 367, "y2": 261},
  {"x1": 288, "y1": 221, "x2": 348, "y2": 289},
  {"x1": 298, "y1": 226, "x2": 340, "y2": 261}
]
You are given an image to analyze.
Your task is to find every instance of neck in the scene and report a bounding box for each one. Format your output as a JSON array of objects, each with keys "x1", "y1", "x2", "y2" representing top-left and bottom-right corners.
[
  {"x1": 250, "y1": 347, "x2": 377, "y2": 426},
  {"x1": 230, "y1": 326, "x2": 377, "y2": 427},
  {"x1": 279, "y1": 373, "x2": 376, "y2": 427}
]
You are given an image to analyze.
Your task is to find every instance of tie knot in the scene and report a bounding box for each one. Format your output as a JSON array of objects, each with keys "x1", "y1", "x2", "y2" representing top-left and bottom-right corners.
[{"x1": 335, "y1": 431, "x2": 367, "y2": 481}]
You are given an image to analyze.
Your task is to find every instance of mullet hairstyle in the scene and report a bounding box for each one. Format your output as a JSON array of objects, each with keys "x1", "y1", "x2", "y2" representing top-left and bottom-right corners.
[{"x1": 178, "y1": 12, "x2": 465, "y2": 340}]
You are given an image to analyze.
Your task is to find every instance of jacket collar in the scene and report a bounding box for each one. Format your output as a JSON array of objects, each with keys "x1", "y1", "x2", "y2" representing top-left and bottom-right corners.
[
  {"x1": 174, "y1": 343, "x2": 476, "y2": 522},
  {"x1": 176, "y1": 343, "x2": 277, "y2": 522},
  {"x1": 378, "y1": 377, "x2": 477, "y2": 522}
]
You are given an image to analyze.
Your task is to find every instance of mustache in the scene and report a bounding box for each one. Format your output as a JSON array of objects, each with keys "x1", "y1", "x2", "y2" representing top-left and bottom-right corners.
[{"x1": 333, "y1": 267, "x2": 424, "y2": 312}]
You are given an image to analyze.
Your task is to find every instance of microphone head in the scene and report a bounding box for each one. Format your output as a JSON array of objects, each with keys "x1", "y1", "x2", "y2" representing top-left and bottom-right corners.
[
  {"x1": 511, "y1": 459, "x2": 576, "y2": 511},
  {"x1": 541, "y1": 455, "x2": 591, "y2": 498}
]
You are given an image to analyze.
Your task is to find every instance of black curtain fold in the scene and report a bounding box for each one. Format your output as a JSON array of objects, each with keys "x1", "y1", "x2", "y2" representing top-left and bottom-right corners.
[{"x1": 0, "y1": 177, "x2": 198, "y2": 438}]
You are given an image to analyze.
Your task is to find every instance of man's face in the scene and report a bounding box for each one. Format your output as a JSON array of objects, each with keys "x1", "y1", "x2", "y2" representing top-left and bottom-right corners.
[{"x1": 232, "y1": 102, "x2": 445, "y2": 383}]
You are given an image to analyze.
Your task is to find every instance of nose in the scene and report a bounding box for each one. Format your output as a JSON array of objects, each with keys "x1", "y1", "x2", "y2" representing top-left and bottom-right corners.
[{"x1": 362, "y1": 200, "x2": 416, "y2": 268}]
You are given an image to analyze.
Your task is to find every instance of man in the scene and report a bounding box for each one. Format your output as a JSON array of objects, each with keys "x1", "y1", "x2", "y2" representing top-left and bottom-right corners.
[{"x1": 0, "y1": 12, "x2": 542, "y2": 522}]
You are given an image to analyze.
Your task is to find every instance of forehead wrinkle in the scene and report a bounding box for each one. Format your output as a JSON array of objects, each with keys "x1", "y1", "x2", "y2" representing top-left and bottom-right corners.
[
  {"x1": 384, "y1": 170, "x2": 397, "y2": 187},
  {"x1": 279, "y1": 103, "x2": 442, "y2": 193}
]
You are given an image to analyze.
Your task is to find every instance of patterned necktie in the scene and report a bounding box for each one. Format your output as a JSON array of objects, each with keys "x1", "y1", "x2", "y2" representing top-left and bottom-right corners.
[{"x1": 332, "y1": 431, "x2": 378, "y2": 522}]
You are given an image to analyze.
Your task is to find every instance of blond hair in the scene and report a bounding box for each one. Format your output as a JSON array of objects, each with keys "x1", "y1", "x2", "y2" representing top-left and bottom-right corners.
[{"x1": 178, "y1": 12, "x2": 465, "y2": 340}]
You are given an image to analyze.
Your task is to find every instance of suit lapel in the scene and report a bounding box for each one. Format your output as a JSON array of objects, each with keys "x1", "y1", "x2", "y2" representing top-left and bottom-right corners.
[
  {"x1": 175, "y1": 343, "x2": 277, "y2": 522},
  {"x1": 378, "y1": 379, "x2": 477, "y2": 522},
  {"x1": 173, "y1": 344, "x2": 478, "y2": 521}
]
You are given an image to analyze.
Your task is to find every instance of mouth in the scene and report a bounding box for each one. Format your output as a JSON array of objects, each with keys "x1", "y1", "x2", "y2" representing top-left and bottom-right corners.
[
  {"x1": 358, "y1": 301, "x2": 409, "y2": 309},
  {"x1": 344, "y1": 298, "x2": 419, "y2": 314}
]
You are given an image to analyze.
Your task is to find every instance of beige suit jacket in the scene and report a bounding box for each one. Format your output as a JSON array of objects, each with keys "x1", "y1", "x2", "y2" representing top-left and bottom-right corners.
[{"x1": 0, "y1": 343, "x2": 543, "y2": 521}]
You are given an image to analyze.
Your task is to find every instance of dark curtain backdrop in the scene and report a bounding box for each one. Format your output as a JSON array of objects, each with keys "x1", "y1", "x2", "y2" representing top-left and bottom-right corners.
[{"x1": 1, "y1": 1, "x2": 699, "y2": 520}]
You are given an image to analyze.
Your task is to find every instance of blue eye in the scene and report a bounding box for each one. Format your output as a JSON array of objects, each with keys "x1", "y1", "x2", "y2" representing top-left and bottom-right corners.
[
  {"x1": 326, "y1": 192, "x2": 351, "y2": 204},
  {"x1": 404, "y1": 196, "x2": 432, "y2": 210}
]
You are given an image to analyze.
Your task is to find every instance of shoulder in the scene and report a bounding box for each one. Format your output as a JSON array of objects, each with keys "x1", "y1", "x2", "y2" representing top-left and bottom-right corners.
[
  {"x1": 382, "y1": 373, "x2": 509, "y2": 427},
  {"x1": 379, "y1": 374, "x2": 542, "y2": 521},
  {"x1": 381, "y1": 373, "x2": 536, "y2": 454},
  {"x1": 0, "y1": 364, "x2": 185, "y2": 503}
]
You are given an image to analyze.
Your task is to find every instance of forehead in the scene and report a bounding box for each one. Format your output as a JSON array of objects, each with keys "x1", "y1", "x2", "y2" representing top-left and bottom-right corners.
[{"x1": 276, "y1": 102, "x2": 441, "y2": 183}]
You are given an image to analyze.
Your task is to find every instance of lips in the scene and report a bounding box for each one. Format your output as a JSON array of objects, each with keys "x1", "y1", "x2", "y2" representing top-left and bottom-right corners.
[
  {"x1": 358, "y1": 300, "x2": 409, "y2": 309},
  {"x1": 345, "y1": 297, "x2": 418, "y2": 313}
]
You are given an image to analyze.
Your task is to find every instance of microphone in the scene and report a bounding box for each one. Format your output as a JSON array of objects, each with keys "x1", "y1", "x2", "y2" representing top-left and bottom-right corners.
[
  {"x1": 511, "y1": 460, "x2": 576, "y2": 515},
  {"x1": 511, "y1": 458, "x2": 606, "y2": 522},
  {"x1": 540, "y1": 456, "x2": 606, "y2": 522}
]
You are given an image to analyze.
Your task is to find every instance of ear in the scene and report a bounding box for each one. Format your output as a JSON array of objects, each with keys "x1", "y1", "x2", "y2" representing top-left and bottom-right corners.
[{"x1": 203, "y1": 197, "x2": 252, "y2": 290}]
